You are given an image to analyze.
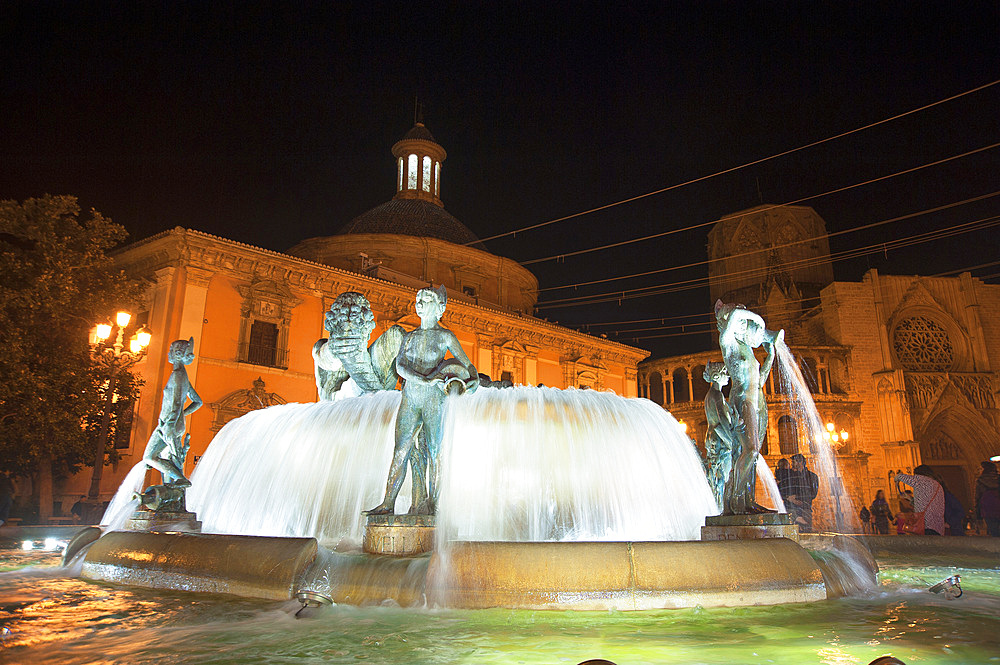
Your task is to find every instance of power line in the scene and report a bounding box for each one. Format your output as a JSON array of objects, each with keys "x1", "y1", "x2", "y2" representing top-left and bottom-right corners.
[
  {"x1": 535, "y1": 199, "x2": 1000, "y2": 309},
  {"x1": 469, "y1": 79, "x2": 1000, "y2": 246},
  {"x1": 931, "y1": 260, "x2": 1000, "y2": 278},
  {"x1": 526, "y1": 142, "x2": 1000, "y2": 269},
  {"x1": 586, "y1": 235, "x2": 1000, "y2": 340},
  {"x1": 577, "y1": 251, "x2": 1000, "y2": 340},
  {"x1": 579, "y1": 214, "x2": 1000, "y2": 309},
  {"x1": 540, "y1": 177, "x2": 1000, "y2": 291}
]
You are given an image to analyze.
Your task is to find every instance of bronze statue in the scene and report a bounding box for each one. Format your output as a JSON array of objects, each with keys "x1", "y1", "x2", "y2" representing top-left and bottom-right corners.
[
  {"x1": 368, "y1": 285, "x2": 478, "y2": 515},
  {"x1": 714, "y1": 301, "x2": 783, "y2": 515},
  {"x1": 703, "y1": 361, "x2": 735, "y2": 509},
  {"x1": 312, "y1": 291, "x2": 405, "y2": 400},
  {"x1": 141, "y1": 337, "x2": 202, "y2": 488}
]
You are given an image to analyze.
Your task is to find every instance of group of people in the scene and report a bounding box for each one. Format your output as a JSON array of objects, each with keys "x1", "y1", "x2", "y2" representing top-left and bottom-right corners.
[
  {"x1": 857, "y1": 461, "x2": 1000, "y2": 536},
  {"x1": 774, "y1": 454, "x2": 819, "y2": 531}
]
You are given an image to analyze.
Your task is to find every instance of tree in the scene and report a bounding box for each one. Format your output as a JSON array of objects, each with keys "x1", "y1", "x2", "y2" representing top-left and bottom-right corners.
[{"x1": 0, "y1": 196, "x2": 145, "y2": 519}]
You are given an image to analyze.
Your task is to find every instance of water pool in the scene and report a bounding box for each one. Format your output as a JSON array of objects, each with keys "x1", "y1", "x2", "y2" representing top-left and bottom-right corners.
[{"x1": 2, "y1": 550, "x2": 998, "y2": 665}]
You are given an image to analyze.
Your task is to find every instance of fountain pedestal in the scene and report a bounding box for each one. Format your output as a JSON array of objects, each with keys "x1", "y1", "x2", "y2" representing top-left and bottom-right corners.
[
  {"x1": 701, "y1": 513, "x2": 798, "y2": 542},
  {"x1": 124, "y1": 509, "x2": 202, "y2": 533},
  {"x1": 363, "y1": 513, "x2": 435, "y2": 556}
]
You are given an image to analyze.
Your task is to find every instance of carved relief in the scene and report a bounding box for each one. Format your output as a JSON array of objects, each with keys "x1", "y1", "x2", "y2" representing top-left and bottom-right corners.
[
  {"x1": 952, "y1": 374, "x2": 996, "y2": 409},
  {"x1": 926, "y1": 434, "x2": 961, "y2": 461},
  {"x1": 209, "y1": 377, "x2": 286, "y2": 432},
  {"x1": 732, "y1": 217, "x2": 765, "y2": 252},
  {"x1": 904, "y1": 373, "x2": 948, "y2": 411}
]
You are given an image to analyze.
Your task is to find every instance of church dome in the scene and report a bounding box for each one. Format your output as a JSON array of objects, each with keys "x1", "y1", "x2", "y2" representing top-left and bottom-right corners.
[
  {"x1": 337, "y1": 198, "x2": 486, "y2": 250},
  {"x1": 287, "y1": 120, "x2": 538, "y2": 315}
]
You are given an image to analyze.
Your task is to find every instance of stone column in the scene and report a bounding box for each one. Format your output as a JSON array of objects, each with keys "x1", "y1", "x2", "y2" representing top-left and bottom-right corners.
[{"x1": 960, "y1": 272, "x2": 991, "y2": 372}]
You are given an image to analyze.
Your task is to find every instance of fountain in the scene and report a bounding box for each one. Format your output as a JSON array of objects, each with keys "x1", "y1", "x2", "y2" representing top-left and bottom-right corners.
[
  {"x1": 2, "y1": 297, "x2": 999, "y2": 663},
  {"x1": 71, "y1": 297, "x2": 876, "y2": 611}
]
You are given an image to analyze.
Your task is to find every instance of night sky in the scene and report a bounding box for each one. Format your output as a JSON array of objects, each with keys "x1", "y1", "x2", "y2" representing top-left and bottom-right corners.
[{"x1": 3, "y1": 2, "x2": 999, "y2": 357}]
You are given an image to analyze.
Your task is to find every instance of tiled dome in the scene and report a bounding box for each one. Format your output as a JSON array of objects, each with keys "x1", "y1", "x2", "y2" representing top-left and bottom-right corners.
[{"x1": 337, "y1": 198, "x2": 486, "y2": 250}]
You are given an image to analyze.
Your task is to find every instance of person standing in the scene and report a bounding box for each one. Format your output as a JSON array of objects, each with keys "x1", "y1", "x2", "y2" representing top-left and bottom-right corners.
[
  {"x1": 786, "y1": 453, "x2": 819, "y2": 531},
  {"x1": 869, "y1": 489, "x2": 894, "y2": 535},
  {"x1": 895, "y1": 465, "x2": 945, "y2": 535},
  {"x1": 775, "y1": 458, "x2": 793, "y2": 507},
  {"x1": 942, "y1": 484, "x2": 966, "y2": 536},
  {"x1": 976, "y1": 461, "x2": 1000, "y2": 537},
  {"x1": 859, "y1": 505, "x2": 872, "y2": 533}
]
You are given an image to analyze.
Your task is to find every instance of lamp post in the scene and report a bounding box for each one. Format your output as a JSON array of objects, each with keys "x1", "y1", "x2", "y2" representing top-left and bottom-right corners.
[{"x1": 88, "y1": 311, "x2": 151, "y2": 501}]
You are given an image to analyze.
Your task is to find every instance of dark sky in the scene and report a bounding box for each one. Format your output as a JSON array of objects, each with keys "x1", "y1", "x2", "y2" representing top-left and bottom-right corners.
[{"x1": 3, "y1": 2, "x2": 999, "y2": 357}]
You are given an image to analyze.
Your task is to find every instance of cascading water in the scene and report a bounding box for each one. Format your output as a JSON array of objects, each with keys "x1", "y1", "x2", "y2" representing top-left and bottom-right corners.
[
  {"x1": 775, "y1": 341, "x2": 860, "y2": 531},
  {"x1": 436, "y1": 386, "x2": 717, "y2": 543},
  {"x1": 187, "y1": 391, "x2": 405, "y2": 548},
  {"x1": 180, "y1": 386, "x2": 717, "y2": 549},
  {"x1": 100, "y1": 463, "x2": 147, "y2": 530}
]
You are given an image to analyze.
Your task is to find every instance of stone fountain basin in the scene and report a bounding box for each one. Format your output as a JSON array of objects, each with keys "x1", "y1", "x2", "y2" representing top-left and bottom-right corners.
[{"x1": 80, "y1": 531, "x2": 844, "y2": 609}]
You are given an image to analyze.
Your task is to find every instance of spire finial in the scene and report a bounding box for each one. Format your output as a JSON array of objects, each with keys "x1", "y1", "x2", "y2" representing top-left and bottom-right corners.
[{"x1": 414, "y1": 96, "x2": 425, "y2": 125}]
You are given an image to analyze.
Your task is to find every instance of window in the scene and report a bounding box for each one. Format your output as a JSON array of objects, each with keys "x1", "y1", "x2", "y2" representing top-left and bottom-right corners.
[
  {"x1": 647, "y1": 371, "x2": 664, "y2": 405},
  {"x1": 422, "y1": 156, "x2": 432, "y2": 192},
  {"x1": 462, "y1": 285, "x2": 477, "y2": 297},
  {"x1": 672, "y1": 368, "x2": 690, "y2": 402},
  {"x1": 248, "y1": 320, "x2": 278, "y2": 367},
  {"x1": 407, "y1": 155, "x2": 418, "y2": 189},
  {"x1": 893, "y1": 316, "x2": 954, "y2": 371},
  {"x1": 236, "y1": 278, "x2": 301, "y2": 370},
  {"x1": 398, "y1": 158, "x2": 404, "y2": 191},
  {"x1": 434, "y1": 162, "x2": 440, "y2": 196},
  {"x1": 778, "y1": 415, "x2": 798, "y2": 455}
]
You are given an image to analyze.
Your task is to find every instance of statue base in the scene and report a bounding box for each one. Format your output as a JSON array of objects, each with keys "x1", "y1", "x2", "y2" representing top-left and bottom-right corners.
[
  {"x1": 124, "y1": 510, "x2": 202, "y2": 533},
  {"x1": 363, "y1": 513, "x2": 435, "y2": 556},
  {"x1": 701, "y1": 512, "x2": 798, "y2": 542}
]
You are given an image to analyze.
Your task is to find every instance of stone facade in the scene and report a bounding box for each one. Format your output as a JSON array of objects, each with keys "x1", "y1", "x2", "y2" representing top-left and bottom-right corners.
[
  {"x1": 68, "y1": 228, "x2": 646, "y2": 502},
  {"x1": 55, "y1": 120, "x2": 648, "y2": 505},
  {"x1": 821, "y1": 269, "x2": 999, "y2": 513},
  {"x1": 641, "y1": 204, "x2": 1000, "y2": 530}
]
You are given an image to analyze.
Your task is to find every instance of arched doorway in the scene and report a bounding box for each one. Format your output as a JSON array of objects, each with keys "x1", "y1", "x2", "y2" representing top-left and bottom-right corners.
[{"x1": 918, "y1": 405, "x2": 997, "y2": 511}]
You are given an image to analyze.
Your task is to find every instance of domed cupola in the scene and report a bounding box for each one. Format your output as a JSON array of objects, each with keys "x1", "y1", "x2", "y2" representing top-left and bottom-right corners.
[
  {"x1": 392, "y1": 122, "x2": 446, "y2": 206},
  {"x1": 286, "y1": 119, "x2": 539, "y2": 315}
]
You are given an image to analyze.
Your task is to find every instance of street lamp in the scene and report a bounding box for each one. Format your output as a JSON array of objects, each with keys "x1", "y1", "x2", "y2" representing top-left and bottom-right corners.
[
  {"x1": 88, "y1": 311, "x2": 152, "y2": 501},
  {"x1": 824, "y1": 420, "x2": 851, "y2": 532}
]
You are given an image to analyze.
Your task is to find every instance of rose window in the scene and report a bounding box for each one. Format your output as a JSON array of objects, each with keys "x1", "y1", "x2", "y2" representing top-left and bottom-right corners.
[{"x1": 892, "y1": 316, "x2": 954, "y2": 372}]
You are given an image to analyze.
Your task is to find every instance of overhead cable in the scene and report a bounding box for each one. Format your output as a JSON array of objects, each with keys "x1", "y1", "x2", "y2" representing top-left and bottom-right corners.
[{"x1": 469, "y1": 79, "x2": 1000, "y2": 246}]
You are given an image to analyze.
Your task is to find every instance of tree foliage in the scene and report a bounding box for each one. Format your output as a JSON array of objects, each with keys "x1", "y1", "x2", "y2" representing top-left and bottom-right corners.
[{"x1": 0, "y1": 195, "x2": 146, "y2": 478}]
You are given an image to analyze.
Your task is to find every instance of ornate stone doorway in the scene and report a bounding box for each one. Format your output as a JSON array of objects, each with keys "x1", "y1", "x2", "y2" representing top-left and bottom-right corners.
[{"x1": 918, "y1": 405, "x2": 995, "y2": 511}]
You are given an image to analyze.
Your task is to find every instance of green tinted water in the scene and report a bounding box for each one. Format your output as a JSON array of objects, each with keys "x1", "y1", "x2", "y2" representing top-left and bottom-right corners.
[{"x1": 2, "y1": 551, "x2": 999, "y2": 665}]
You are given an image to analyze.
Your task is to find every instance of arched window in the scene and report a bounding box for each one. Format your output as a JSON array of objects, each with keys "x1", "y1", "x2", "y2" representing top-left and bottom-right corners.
[
  {"x1": 672, "y1": 368, "x2": 690, "y2": 402},
  {"x1": 778, "y1": 415, "x2": 798, "y2": 455},
  {"x1": 422, "y1": 156, "x2": 432, "y2": 192},
  {"x1": 398, "y1": 157, "x2": 404, "y2": 191},
  {"x1": 692, "y1": 364, "x2": 709, "y2": 402},
  {"x1": 799, "y1": 357, "x2": 819, "y2": 392},
  {"x1": 434, "y1": 162, "x2": 441, "y2": 196},
  {"x1": 407, "y1": 155, "x2": 418, "y2": 190},
  {"x1": 647, "y1": 371, "x2": 663, "y2": 405}
]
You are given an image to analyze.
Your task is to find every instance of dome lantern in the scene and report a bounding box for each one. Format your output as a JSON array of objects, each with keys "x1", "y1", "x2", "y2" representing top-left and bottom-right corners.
[{"x1": 392, "y1": 122, "x2": 447, "y2": 206}]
